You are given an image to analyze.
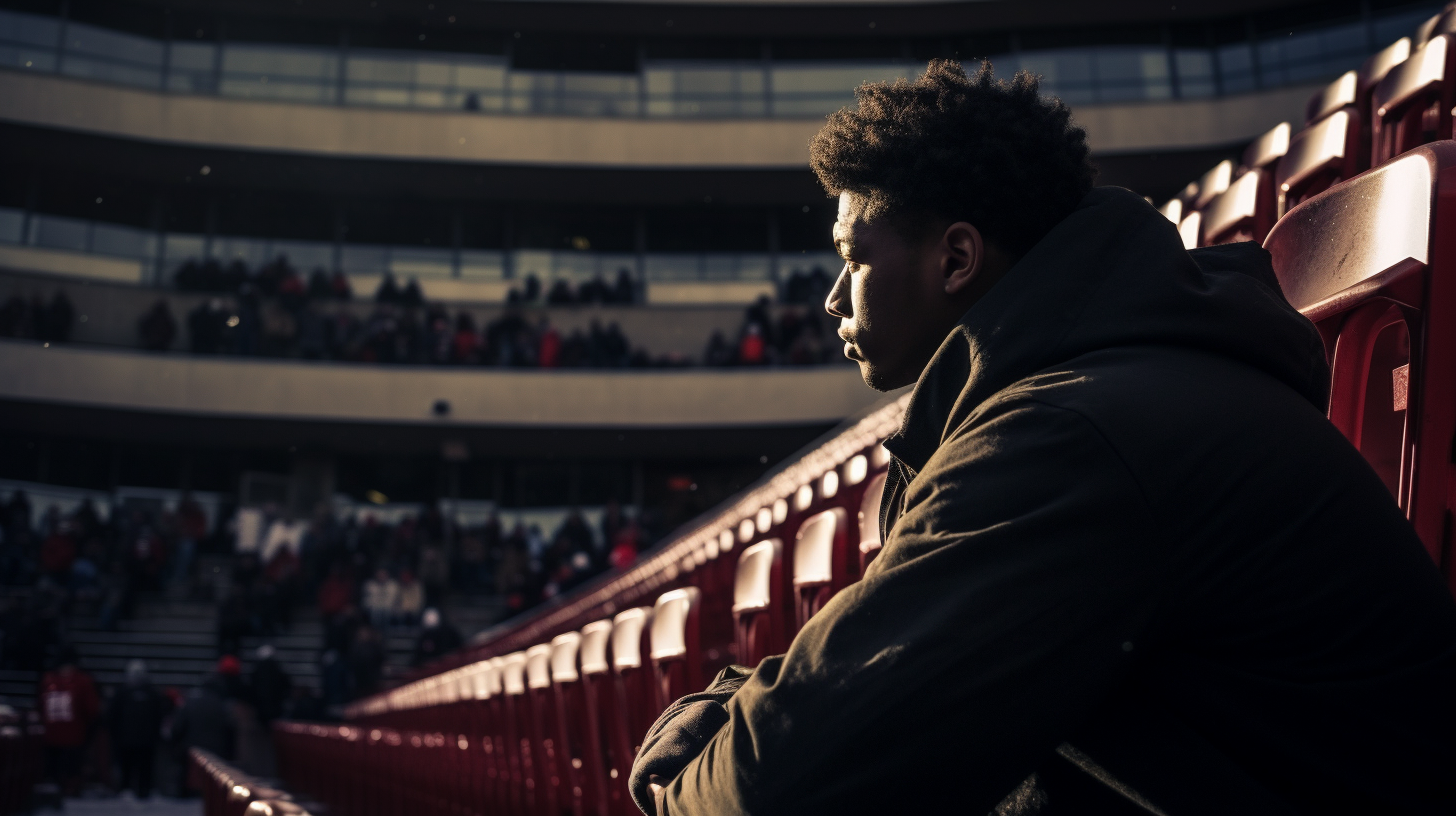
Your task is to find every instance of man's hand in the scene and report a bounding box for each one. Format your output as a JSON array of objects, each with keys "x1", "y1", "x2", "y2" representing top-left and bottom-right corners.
[{"x1": 629, "y1": 664, "x2": 753, "y2": 815}]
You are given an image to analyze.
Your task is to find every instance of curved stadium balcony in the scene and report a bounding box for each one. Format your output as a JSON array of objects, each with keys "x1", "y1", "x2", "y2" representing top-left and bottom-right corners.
[{"x1": 0, "y1": 4, "x2": 1443, "y2": 166}]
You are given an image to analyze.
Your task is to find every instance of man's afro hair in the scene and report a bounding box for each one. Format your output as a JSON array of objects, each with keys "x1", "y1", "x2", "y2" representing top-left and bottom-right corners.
[{"x1": 810, "y1": 59, "x2": 1095, "y2": 257}]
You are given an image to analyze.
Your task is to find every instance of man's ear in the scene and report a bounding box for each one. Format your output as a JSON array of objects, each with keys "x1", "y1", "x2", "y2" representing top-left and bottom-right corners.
[{"x1": 941, "y1": 222, "x2": 984, "y2": 296}]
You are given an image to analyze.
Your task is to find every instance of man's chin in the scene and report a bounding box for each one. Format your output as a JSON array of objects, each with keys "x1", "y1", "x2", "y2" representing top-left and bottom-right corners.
[{"x1": 856, "y1": 359, "x2": 904, "y2": 393}]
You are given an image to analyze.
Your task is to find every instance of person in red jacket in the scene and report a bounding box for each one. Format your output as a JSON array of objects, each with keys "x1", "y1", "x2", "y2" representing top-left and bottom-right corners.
[{"x1": 38, "y1": 646, "x2": 100, "y2": 796}]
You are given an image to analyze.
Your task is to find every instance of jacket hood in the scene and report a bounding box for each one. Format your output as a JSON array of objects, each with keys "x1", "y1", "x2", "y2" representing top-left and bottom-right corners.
[{"x1": 885, "y1": 186, "x2": 1329, "y2": 473}]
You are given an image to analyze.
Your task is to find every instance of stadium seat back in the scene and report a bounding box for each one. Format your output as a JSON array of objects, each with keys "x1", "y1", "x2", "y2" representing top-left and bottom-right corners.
[
  {"x1": 1202, "y1": 168, "x2": 1275, "y2": 245},
  {"x1": 1158, "y1": 198, "x2": 1183, "y2": 225},
  {"x1": 578, "y1": 620, "x2": 627, "y2": 816},
  {"x1": 1276, "y1": 108, "x2": 1362, "y2": 217},
  {"x1": 1307, "y1": 70, "x2": 1357, "y2": 125},
  {"x1": 1192, "y1": 160, "x2": 1233, "y2": 210},
  {"x1": 792, "y1": 507, "x2": 850, "y2": 629},
  {"x1": 1178, "y1": 211, "x2": 1201, "y2": 250},
  {"x1": 857, "y1": 472, "x2": 888, "y2": 572},
  {"x1": 548, "y1": 632, "x2": 598, "y2": 816},
  {"x1": 732, "y1": 538, "x2": 786, "y2": 666},
  {"x1": 649, "y1": 587, "x2": 704, "y2": 710},
  {"x1": 609, "y1": 608, "x2": 657, "y2": 762},
  {"x1": 1265, "y1": 141, "x2": 1456, "y2": 593},
  {"x1": 500, "y1": 652, "x2": 532, "y2": 816},
  {"x1": 1242, "y1": 122, "x2": 1290, "y2": 172},
  {"x1": 1371, "y1": 35, "x2": 1456, "y2": 165},
  {"x1": 526, "y1": 643, "x2": 562, "y2": 816}
]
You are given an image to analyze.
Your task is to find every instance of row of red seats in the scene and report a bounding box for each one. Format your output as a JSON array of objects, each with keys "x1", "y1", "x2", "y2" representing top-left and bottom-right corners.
[
  {"x1": 1165, "y1": 3, "x2": 1456, "y2": 248},
  {"x1": 191, "y1": 747, "x2": 311, "y2": 816},
  {"x1": 274, "y1": 430, "x2": 897, "y2": 816},
  {"x1": 0, "y1": 712, "x2": 42, "y2": 816}
]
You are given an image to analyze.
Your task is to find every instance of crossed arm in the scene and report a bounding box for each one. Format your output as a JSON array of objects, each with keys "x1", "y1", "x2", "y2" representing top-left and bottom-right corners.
[{"x1": 631, "y1": 399, "x2": 1171, "y2": 815}]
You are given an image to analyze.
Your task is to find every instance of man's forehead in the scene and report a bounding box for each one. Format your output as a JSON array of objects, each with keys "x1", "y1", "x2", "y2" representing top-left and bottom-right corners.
[{"x1": 834, "y1": 192, "x2": 870, "y2": 244}]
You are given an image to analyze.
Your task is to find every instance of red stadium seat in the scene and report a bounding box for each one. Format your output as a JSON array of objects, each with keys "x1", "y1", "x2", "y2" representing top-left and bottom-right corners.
[
  {"x1": 549, "y1": 631, "x2": 604, "y2": 816},
  {"x1": 857, "y1": 471, "x2": 888, "y2": 572},
  {"x1": 1201, "y1": 167, "x2": 1275, "y2": 245},
  {"x1": 732, "y1": 538, "x2": 788, "y2": 667},
  {"x1": 609, "y1": 608, "x2": 657, "y2": 765},
  {"x1": 1415, "y1": 5, "x2": 1456, "y2": 47},
  {"x1": 1371, "y1": 35, "x2": 1456, "y2": 165},
  {"x1": 1199, "y1": 122, "x2": 1290, "y2": 246},
  {"x1": 792, "y1": 507, "x2": 851, "y2": 629},
  {"x1": 649, "y1": 587, "x2": 704, "y2": 711},
  {"x1": 1177, "y1": 211, "x2": 1201, "y2": 250},
  {"x1": 1276, "y1": 107, "x2": 1362, "y2": 217},
  {"x1": 1191, "y1": 160, "x2": 1233, "y2": 212},
  {"x1": 526, "y1": 643, "x2": 563, "y2": 816},
  {"x1": 1307, "y1": 37, "x2": 1411, "y2": 172},
  {"x1": 1264, "y1": 140, "x2": 1456, "y2": 593},
  {"x1": 500, "y1": 651, "x2": 532, "y2": 816},
  {"x1": 1158, "y1": 198, "x2": 1183, "y2": 225},
  {"x1": 578, "y1": 619, "x2": 629, "y2": 816},
  {"x1": 480, "y1": 658, "x2": 513, "y2": 816}
]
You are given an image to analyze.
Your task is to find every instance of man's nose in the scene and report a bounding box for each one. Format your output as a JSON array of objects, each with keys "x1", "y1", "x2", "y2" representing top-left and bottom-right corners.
[{"x1": 825, "y1": 264, "x2": 852, "y2": 320}]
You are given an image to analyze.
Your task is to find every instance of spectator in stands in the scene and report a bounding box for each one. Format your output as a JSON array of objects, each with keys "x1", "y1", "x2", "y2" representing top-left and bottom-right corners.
[
  {"x1": 171, "y1": 673, "x2": 238, "y2": 771},
  {"x1": 187, "y1": 299, "x2": 227, "y2": 354},
  {"x1": 361, "y1": 568, "x2": 399, "y2": 629},
  {"x1": 137, "y1": 300, "x2": 177, "y2": 351},
  {"x1": 109, "y1": 659, "x2": 169, "y2": 800},
  {"x1": 634, "y1": 60, "x2": 1456, "y2": 815},
  {"x1": 347, "y1": 624, "x2": 385, "y2": 698},
  {"x1": 38, "y1": 646, "x2": 100, "y2": 797},
  {"x1": 736, "y1": 323, "x2": 766, "y2": 365},
  {"x1": 410, "y1": 608, "x2": 461, "y2": 667},
  {"x1": 245, "y1": 644, "x2": 292, "y2": 727},
  {"x1": 318, "y1": 649, "x2": 350, "y2": 711},
  {"x1": 396, "y1": 570, "x2": 423, "y2": 625}
]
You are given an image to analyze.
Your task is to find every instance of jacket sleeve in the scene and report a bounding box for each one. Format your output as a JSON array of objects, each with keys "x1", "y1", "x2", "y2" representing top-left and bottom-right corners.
[{"x1": 660, "y1": 398, "x2": 1172, "y2": 815}]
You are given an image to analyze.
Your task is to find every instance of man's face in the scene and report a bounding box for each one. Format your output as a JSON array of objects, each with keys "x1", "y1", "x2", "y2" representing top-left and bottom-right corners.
[{"x1": 826, "y1": 192, "x2": 953, "y2": 391}]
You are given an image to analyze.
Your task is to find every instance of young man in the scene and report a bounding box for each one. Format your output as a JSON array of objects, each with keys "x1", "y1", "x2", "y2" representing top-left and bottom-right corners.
[{"x1": 630, "y1": 61, "x2": 1456, "y2": 814}]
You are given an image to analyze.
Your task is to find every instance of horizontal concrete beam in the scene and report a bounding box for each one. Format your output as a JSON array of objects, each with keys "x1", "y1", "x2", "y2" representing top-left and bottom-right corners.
[
  {"x1": 0, "y1": 341, "x2": 882, "y2": 428},
  {"x1": 0, "y1": 71, "x2": 1321, "y2": 169}
]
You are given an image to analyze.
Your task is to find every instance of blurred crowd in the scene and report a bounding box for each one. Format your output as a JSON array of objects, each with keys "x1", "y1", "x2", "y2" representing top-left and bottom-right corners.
[
  {"x1": 17, "y1": 646, "x2": 319, "y2": 801},
  {"x1": 0, "y1": 290, "x2": 74, "y2": 344},
  {"x1": 0, "y1": 488, "x2": 660, "y2": 800},
  {"x1": 704, "y1": 295, "x2": 837, "y2": 367}
]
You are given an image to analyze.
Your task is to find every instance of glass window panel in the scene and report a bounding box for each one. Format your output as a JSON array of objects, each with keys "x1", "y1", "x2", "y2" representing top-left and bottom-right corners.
[
  {"x1": 224, "y1": 45, "x2": 337, "y2": 81},
  {"x1": 0, "y1": 9, "x2": 60, "y2": 47},
  {"x1": 33, "y1": 215, "x2": 89, "y2": 253},
  {"x1": 644, "y1": 254, "x2": 701, "y2": 280},
  {"x1": 64, "y1": 22, "x2": 162, "y2": 66},
  {"x1": 0, "y1": 45, "x2": 57, "y2": 72},
  {"x1": 0, "y1": 208, "x2": 24, "y2": 244},
  {"x1": 511, "y1": 250, "x2": 553, "y2": 280},
  {"x1": 91, "y1": 223, "x2": 153, "y2": 259},
  {"x1": 414, "y1": 60, "x2": 452, "y2": 87},
  {"x1": 459, "y1": 250, "x2": 504, "y2": 279},
  {"x1": 390, "y1": 246, "x2": 453, "y2": 278},
  {"x1": 347, "y1": 54, "x2": 413, "y2": 84},
  {"x1": 170, "y1": 42, "x2": 216, "y2": 71},
  {"x1": 61, "y1": 55, "x2": 160, "y2": 88},
  {"x1": 269, "y1": 240, "x2": 333, "y2": 272},
  {"x1": 552, "y1": 251, "x2": 598, "y2": 280},
  {"x1": 220, "y1": 77, "x2": 330, "y2": 103},
  {"x1": 212, "y1": 236, "x2": 269, "y2": 268},
  {"x1": 342, "y1": 244, "x2": 390, "y2": 275},
  {"x1": 411, "y1": 88, "x2": 451, "y2": 108},
  {"x1": 1174, "y1": 49, "x2": 1215, "y2": 98},
  {"x1": 1216, "y1": 43, "x2": 1257, "y2": 94},
  {"x1": 455, "y1": 62, "x2": 506, "y2": 90},
  {"x1": 1093, "y1": 47, "x2": 1172, "y2": 101},
  {"x1": 163, "y1": 234, "x2": 206, "y2": 268}
]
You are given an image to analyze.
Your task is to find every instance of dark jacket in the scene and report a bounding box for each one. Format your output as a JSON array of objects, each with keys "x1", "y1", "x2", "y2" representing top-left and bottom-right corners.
[
  {"x1": 658, "y1": 188, "x2": 1456, "y2": 815},
  {"x1": 172, "y1": 676, "x2": 237, "y2": 760},
  {"x1": 109, "y1": 682, "x2": 169, "y2": 750}
]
